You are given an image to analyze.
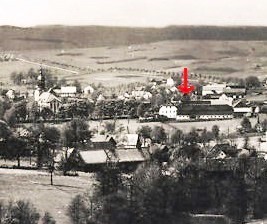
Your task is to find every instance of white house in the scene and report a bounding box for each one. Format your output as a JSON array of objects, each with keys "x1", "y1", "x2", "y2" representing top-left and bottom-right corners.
[
  {"x1": 60, "y1": 86, "x2": 77, "y2": 97},
  {"x1": 83, "y1": 85, "x2": 94, "y2": 95},
  {"x1": 166, "y1": 77, "x2": 175, "y2": 87},
  {"x1": 6, "y1": 89, "x2": 15, "y2": 100},
  {"x1": 159, "y1": 105, "x2": 177, "y2": 119}
]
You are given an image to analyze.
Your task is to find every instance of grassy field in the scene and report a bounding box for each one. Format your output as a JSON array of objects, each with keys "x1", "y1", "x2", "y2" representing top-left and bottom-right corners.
[
  {"x1": 89, "y1": 117, "x2": 258, "y2": 136},
  {"x1": 0, "y1": 168, "x2": 96, "y2": 224},
  {"x1": 1, "y1": 40, "x2": 267, "y2": 88}
]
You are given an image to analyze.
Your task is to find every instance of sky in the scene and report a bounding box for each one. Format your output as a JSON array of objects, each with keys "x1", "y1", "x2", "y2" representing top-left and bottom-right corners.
[{"x1": 1, "y1": 0, "x2": 267, "y2": 27}]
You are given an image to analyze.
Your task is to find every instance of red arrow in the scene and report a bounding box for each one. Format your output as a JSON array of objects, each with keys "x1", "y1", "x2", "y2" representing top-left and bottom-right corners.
[{"x1": 177, "y1": 67, "x2": 195, "y2": 94}]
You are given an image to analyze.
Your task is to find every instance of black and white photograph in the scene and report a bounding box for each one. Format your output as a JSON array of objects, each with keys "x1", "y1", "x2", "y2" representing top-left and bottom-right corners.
[{"x1": 0, "y1": 0, "x2": 267, "y2": 223}]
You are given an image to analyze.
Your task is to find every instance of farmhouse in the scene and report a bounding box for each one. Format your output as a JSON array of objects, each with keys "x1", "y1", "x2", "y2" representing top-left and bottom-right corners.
[
  {"x1": 233, "y1": 100, "x2": 253, "y2": 117},
  {"x1": 90, "y1": 134, "x2": 117, "y2": 150},
  {"x1": 176, "y1": 102, "x2": 233, "y2": 121},
  {"x1": 67, "y1": 147, "x2": 149, "y2": 171},
  {"x1": 206, "y1": 143, "x2": 238, "y2": 160}
]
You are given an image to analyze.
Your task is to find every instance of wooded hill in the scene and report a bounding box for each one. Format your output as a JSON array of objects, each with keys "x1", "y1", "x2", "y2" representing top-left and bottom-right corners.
[{"x1": 1, "y1": 25, "x2": 267, "y2": 50}]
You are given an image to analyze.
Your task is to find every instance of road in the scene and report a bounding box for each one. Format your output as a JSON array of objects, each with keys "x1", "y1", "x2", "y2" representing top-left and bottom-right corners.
[{"x1": 16, "y1": 57, "x2": 79, "y2": 74}]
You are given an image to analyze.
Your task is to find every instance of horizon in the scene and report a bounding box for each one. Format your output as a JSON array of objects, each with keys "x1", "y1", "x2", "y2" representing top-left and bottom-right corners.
[{"x1": 3, "y1": 24, "x2": 267, "y2": 29}]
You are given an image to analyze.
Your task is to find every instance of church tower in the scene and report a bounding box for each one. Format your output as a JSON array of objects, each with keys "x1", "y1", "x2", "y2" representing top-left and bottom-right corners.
[
  {"x1": 34, "y1": 67, "x2": 46, "y2": 101},
  {"x1": 37, "y1": 67, "x2": 45, "y2": 91}
]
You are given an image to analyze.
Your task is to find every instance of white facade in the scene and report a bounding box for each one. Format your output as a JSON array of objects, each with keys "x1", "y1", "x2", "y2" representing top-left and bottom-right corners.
[
  {"x1": 131, "y1": 91, "x2": 152, "y2": 100},
  {"x1": 199, "y1": 114, "x2": 233, "y2": 120},
  {"x1": 176, "y1": 115, "x2": 190, "y2": 121},
  {"x1": 233, "y1": 107, "x2": 253, "y2": 113},
  {"x1": 6, "y1": 89, "x2": 15, "y2": 100},
  {"x1": 83, "y1": 85, "x2": 94, "y2": 95},
  {"x1": 166, "y1": 77, "x2": 175, "y2": 87},
  {"x1": 60, "y1": 86, "x2": 77, "y2": 97},
  {"x1": 159, "y1": 105, "x2": 177, "y2": 119},
  {"x1": 202, "y1": 83, "x2": 226, "y2": 96}
]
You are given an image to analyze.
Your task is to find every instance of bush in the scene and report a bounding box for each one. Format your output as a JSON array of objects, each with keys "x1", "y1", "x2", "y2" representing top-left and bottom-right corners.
[
  {"x1": 0, "y1": 200, "x2": 40, "y2": 224},
  {"x1": 42, "y1": 212, "x2": 56, "y2": 224}
]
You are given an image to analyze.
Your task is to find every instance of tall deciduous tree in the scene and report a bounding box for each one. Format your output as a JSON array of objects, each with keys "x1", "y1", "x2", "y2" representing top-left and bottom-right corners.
[
  {"x1": 241, "y1": 117, "x2": 252, "y2": 132},
  {"x1": 151, "y1": 126, "x2": 167, "y2": 143},
  {"x1": 212, "y1": 125, "x2": 220, "y2": 140},
  {"x1": 170, "y1": 129, "x2": 183, "y2": 145},
  {"x1": 137, "y1": 125, "x2": 152, "y2": 139},
  {"x1": 62, "y1": 118, "x2": 92, "y2": 148}
]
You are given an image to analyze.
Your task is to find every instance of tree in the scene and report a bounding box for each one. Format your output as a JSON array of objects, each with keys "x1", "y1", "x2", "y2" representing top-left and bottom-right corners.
[
  {"x1": 42, "y1": 212, "x2": 56, "y2": 224},
  {"x1": 245, "y1": 76, "x2": 261, "y2": 89},
  {"x1": 212, "y1": 125, "x2": 220, "y2": 140},
  {"x1": 68, "y1": 195, "x2": 89, "y2": 224},
  {"x1": 4, "y1": 200, "x2": 40, "y2": 224},
  {"x1": 184, "y1": 128, "x2": 199, "y2": 145},
  {"x1": 43, "y1": 126, "x2": 60, "y2": 185},
  {"x1": 151, "y1": 126, "x2": 167, "y2": 143},
  {"x1": 137, "y1": 103, "x2": 145, "y2": 117},
  {"x1": 104, "y1": 121, "x2": 116, "y2": 134},
  {"x1": 241, "y1": 117, "x2": 252, "y2": 132},
  {"x1": 40, "y1": 107, "x2": 54, "y2": 120},
  {"x1": 62, "y1": 118, "x2": 92, "y2": 148},
  {"x1": 200, "y1": 128, "x2": 213, "y2": 146},
  {"x1": 73, "y1": 80, "x2": 82, "y2": 93},
  {"x1": 6, "y1": 135, "x2": 28, "y2": 167},
  {"x1": 170, "y1": 129, "x2": 183, "y2": 145},
  {"x1": 137, "y1": 125, "x2": 152, "y2": 139}
]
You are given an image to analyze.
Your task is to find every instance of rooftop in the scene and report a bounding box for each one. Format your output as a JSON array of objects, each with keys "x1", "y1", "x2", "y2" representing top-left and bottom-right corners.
[{"x1": 177, "y1": 104, "x2": 233, "y2": 115}]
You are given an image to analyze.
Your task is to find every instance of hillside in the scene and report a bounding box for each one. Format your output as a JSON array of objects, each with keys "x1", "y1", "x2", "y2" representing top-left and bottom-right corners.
[{"x1": 2, "y1": 25, "x2": 267, "y2": 50}]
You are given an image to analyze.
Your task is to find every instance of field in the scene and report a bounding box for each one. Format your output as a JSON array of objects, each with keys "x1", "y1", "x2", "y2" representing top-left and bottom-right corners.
[
  {"x1": 0, "y1": 168, "x2": 96, "y2": 224},
  {"x1": 89, "y1": 117, "x2": 258, "y2": 135},
  {"x1": 1, "y1": 40, "x2": 267, "y2": 88}
]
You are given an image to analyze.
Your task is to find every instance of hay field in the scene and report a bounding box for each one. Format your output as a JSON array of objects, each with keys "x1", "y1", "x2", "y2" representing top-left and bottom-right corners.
[{"x1": 1, "y1": 40, "x2": 267, "y2": 87}]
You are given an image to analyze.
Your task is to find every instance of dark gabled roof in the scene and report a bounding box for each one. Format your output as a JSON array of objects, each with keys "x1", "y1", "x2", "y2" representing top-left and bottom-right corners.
[
  {"x1": 182, "y1": 101, "x2": 211, "y2": 105},
  {"x1": 207, "y1": 143, "x2": 238, "y2": 158},
  {"x1": 177, "y1": 104, "x2": 233, "y2": 115},
  {"x1": 91, "y1": 135, "x2": 117, "y2": 149},
  {"x1": 202, "y1": 94, "x2": 221, "y2": 99}
]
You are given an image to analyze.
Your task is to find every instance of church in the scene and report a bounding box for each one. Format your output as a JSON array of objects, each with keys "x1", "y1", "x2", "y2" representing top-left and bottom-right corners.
[{"x1": 34, "y1": 68, "x2": 62, "y2": 114}]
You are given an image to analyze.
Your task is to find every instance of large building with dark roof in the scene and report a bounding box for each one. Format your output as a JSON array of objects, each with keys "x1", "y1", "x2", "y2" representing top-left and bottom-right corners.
[{"x1": 176, "y1": 102, "x2": 233, "y2": 121}]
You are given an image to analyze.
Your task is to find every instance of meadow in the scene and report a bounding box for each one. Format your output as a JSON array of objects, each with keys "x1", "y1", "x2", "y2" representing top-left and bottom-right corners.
[{"x1": 0, "y1": 168, "x2": 96, "y2": 224}]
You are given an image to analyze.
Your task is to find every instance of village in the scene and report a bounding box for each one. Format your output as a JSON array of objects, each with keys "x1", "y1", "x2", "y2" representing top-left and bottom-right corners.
[{"x1": 0, "y1": 63, "x2": 266, "y2": 223}]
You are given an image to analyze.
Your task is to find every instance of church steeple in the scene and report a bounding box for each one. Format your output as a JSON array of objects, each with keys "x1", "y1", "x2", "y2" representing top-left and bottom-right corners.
[{"x1": 37, "y1": 67, "x2": 45, "y2": 91}]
